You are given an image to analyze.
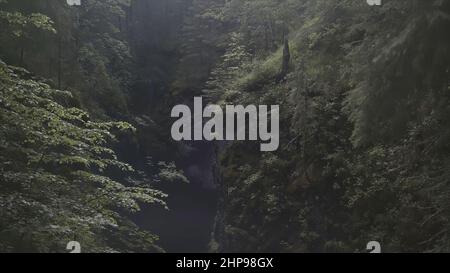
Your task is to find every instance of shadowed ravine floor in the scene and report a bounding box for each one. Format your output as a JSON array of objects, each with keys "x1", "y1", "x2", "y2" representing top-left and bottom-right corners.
[{"x1": 134, "y1": 142, "x2": 219, "y2": 253}]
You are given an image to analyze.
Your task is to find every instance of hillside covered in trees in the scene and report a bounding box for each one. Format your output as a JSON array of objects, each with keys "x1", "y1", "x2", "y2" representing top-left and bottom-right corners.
[{"x1": 0, "y1": 0, "x2": 449, "y2": 253}]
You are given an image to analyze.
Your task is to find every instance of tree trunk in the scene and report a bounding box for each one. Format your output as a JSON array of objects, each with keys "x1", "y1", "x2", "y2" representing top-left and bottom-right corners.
[
  {"x1": 19, "y1": 35, "x2": 25, "y2": 66},
  {"x1": 57, "y1": 34, "x2": 62, "y2": 89},
  {"x1": 277, "y1": 37, "x2": 290, "y2": 82}
]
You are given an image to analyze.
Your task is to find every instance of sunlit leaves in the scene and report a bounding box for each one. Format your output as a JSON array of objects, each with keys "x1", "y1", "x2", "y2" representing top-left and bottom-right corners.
[
  {"x1": 0, "y1": 61, "x2": 165, "y2": 252},
  {"x1": 0, "y1": 11, "x2": 56, "y2": 37}
]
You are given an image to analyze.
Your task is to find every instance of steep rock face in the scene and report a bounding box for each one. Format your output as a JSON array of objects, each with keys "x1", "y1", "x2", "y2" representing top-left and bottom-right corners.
[{"x1": 129, "y1": 0, "x2": 188, "y2": 111}]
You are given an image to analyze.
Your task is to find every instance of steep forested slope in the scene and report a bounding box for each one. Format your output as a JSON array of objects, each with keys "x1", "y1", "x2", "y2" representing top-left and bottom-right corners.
[{"x1": 201, "y1": 0, "x2": 450, "y2": 253}]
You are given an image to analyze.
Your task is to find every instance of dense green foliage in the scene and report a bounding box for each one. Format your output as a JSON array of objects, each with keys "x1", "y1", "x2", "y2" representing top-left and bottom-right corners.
[
  {"x1": 0, "y1": 0, "x2": 190, "y2": 253},
  {"x1": 179, "y1": 0, "x2": 450, "y2": 252},
  {"x1": 0, "y1": 61, "x2": 167, "y2": 252},
  {"x1": 0, "y1": 0, "x2": 134, "y2": 118}
]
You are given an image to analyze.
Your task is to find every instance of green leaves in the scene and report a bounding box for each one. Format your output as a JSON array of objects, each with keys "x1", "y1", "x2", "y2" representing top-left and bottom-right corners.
[
  {"x1": 157, "y1": 161, "x2": 189, "y2": 184},
  {"x1": 0, "y1": 11, "x2": 56, "y2": 37},
  {"x1": 0, "y1": 61, "x2": 165, "y2": 252},
  {"x1": 27, "y1": 13, "x2": 56, "y2": 33}
]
